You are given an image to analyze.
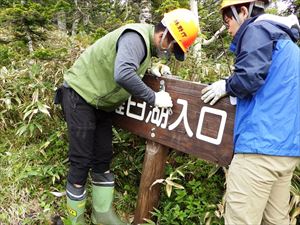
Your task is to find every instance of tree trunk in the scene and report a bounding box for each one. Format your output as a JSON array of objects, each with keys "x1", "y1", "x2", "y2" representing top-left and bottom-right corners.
[
  {"x1": 71, "y1": 0, "x2": 80, "y2": 36},
  {"x1": 82, "y1": 0, "x2": 91, "y2": 26},
  {"x1": 189, "y1": 0, "x2": 202, "y2": 65},
  {"x1": 190, "y1": 0, "x2": 198, "y2": 17},
  {"x1": 189, "y1": 1, "x2": 226, "y2": 67},
  {"x1": 57, "y1": 10, "x2": 67, "y2": 33},
  {"x1": 21, "y1": 0, "x2": 33, "y2": 54},
  {"x1": 71, "y1": 17, "x2": 80, "y2": 36},
  {"x1": 139, "y1": 0, "x2": 152, "y2": 23},
  {"x1": 25, "y1": 32, "x2": 33, "y2": 53}
]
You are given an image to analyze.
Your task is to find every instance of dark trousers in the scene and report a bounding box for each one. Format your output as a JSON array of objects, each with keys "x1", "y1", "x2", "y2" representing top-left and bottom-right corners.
[{"x1": 57, "y1": 86, "x2": 113, "y2": 185}]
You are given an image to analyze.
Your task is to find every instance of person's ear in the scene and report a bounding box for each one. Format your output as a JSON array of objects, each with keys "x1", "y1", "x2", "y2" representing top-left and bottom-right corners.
[
  {"x1": 240, "y1": 6, "x2": 249, "y2": 19},
  {"x1": 154, "y1": 31, "x2": 163, "y2": 43},
  {"x1": 154, "y1": 31, "x2": 164, "y2": 48},
  {"x1": 158, "y1": 31, "x2": 164, "y2": 39}
]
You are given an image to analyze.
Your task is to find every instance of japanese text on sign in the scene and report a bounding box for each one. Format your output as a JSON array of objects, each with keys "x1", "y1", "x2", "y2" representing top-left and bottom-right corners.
[{"x1": 115, "y1": 96, "x2": 227, "y2": 145}]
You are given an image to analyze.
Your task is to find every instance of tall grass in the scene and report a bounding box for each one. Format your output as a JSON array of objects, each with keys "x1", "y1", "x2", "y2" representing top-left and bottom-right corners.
[{"x1": 0, "y1": 28, "x2": 299, "y2": 224}]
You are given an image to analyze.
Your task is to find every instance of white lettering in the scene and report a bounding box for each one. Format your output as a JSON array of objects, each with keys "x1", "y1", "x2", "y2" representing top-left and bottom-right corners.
[
  {"x1": 168, "y1": 99, "x2": 193, "y2": 137},
  {"x1": 195, "y1": 106, "x2": 227, "y2": 145},
  {"x1": 115, "y1": 102, "x2": 126, "y2": 115},
  {"x1": 126, "y1": 96, "x2": 146, "y2": 121},
  {"x1": 145, "y1": 106, "x2": 169, "y2": 128},
  {"x1": 116, "y1": 98, "x2": 228, "y2": 145}
]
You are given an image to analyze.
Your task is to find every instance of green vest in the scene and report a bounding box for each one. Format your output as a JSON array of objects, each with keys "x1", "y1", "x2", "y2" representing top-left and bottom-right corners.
[{"x1": 64, "y1": 24, "x2": 154, "y2": 111}]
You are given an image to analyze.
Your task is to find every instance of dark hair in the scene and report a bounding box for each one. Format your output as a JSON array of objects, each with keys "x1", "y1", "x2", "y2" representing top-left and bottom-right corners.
[
  {"x1": 154, "y1": 22, "x2": 174, "y2": 42},
  {"x1": 222, "y1": 3, "x2": 265, "y2": 21}
]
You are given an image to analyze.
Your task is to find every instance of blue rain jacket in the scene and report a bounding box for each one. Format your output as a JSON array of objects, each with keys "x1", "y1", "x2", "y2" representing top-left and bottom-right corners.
[{"x1": 226, "y1": 15, "x2": 300, "y2": 157}]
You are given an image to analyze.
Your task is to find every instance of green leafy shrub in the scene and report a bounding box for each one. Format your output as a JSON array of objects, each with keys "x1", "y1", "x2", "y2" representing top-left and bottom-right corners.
[
  {"x1": 92, "y1": 27, "x2": 108, "y2": 42},
  {"x1": 32, "y1": 47, "x2": 67, "y2": 60},
  {"x1": 148, "y1": 156, "x2": 225, "y2": 225},
  {"x1": 0, "y1": 45, "x2": 13, "y2": 66}
]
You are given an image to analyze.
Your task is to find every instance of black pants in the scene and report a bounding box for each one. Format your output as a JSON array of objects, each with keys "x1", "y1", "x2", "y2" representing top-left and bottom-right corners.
[{"x1": 57, "y1": 86, "x2": 113, "y2": 185}]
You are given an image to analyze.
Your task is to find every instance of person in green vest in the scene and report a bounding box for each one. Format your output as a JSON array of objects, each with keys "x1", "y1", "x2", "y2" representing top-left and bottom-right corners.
[{"x1": 54, "y1": 8, "x2": 199, "y2": 225}]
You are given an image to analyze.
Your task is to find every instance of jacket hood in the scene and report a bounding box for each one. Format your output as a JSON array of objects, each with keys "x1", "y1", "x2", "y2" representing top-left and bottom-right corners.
[
  {"x1": 255, "y1": 14, "x2": 300, "y2": 41},
  {"x1": 230, "y1": 14, "x2": 300, "y2": 53}
]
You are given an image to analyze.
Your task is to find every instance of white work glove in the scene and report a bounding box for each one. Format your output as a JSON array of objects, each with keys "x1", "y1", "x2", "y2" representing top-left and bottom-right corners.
[
  {"x1": 154, "y1": 90, "x2": 173, "y2": 108},
  {"x1": 150, "y1": 63, "x2": 171, "y2": 77},
  {"x1": 201, "y1": 80, "x2": 227, "y2": 105}
]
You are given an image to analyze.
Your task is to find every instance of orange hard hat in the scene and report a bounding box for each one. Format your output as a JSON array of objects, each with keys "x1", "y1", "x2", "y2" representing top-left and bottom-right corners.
[
  {"x1": 162, "y1": 8, "x2": 199, "y2": 53},
  {"x1": 220, "y1": 0, "x2": 270, "y2": 11}
]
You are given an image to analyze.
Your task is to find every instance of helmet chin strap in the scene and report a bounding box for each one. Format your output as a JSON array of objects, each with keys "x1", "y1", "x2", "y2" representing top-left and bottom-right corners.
[
  {"x1": 248, "y1": 2, "x2": 254, "y2": 17},
  {"x1": 157, "y1": 28, "x2": 176, "y2": 61},
  {"x1": 230, "y1": 2, "x2": 255, "y2": 25},
  {"x1": 230, "y1": 6, "x2": 242, "y2": 25}
]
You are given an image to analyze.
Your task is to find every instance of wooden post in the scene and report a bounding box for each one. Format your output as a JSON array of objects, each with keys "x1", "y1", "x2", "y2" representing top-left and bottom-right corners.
[{"x1": 133, "y1": 141, "x2": 169, "y2": 225}]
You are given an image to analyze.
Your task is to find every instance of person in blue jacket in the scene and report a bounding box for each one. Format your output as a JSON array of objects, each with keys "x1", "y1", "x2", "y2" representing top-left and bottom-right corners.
[{"x1": 201, "y1": 0, "x2": 300, "y2": 224}]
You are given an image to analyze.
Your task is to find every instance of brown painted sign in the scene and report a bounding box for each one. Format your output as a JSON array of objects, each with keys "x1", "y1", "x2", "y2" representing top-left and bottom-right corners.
[{"x1": 113, "y1": 74, "x2": 235, "y2": 166}]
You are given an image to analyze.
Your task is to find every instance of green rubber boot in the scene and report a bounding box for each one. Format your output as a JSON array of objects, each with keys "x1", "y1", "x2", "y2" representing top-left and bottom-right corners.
[
  {"x1": 66, "y1": 183, "x2": 86, "y2": 225},
  {"x1": 91, "y1": 172, "x2": 127, "y2": 225}
]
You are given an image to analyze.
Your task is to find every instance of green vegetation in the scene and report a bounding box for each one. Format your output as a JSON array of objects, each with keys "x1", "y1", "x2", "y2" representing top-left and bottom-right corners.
[{"x1": 0, "y1": 0, "x2": 299, "y2": 224}]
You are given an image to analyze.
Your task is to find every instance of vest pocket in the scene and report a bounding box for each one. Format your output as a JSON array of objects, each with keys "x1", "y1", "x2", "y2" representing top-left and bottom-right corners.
[{"x1": 92, "y1": 87, "x2": 130, "y2": 111}]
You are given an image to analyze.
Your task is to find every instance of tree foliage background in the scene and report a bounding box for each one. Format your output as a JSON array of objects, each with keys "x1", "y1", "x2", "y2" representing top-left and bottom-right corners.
[{"x1": 0, "y1": 0, "x2": 299, "y2": 224}]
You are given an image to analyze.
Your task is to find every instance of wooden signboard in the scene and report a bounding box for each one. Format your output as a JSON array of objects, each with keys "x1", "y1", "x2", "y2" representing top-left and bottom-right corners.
[
  {"x1": 113, "y1": 74, "x2": 235, "y2": 166},
  {"x1": 112, "y1": 74, "x2": 236, "y2": 224}
]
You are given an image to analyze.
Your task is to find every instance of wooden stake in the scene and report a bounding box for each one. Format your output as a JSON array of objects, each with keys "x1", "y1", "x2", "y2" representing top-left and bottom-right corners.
[{"x1": 133, "y1": 141, "x2": 169, "y2": 224}]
